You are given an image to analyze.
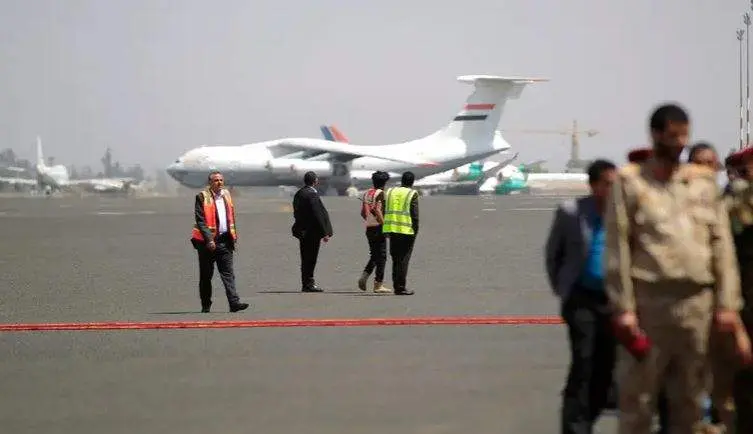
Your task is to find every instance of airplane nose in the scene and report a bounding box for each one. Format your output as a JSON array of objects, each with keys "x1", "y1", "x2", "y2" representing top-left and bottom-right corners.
[{"x1": 166, "y1": 162, "x2": 183, "y2": 180}]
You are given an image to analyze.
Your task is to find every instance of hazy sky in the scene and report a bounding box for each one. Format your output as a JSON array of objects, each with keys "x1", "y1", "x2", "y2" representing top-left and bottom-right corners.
[{"x1": 0, "y1": 0, "x2": 749, "y2": 172}]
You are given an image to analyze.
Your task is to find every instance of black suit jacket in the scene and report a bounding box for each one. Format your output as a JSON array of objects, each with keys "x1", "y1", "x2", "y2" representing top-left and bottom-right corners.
[
  {"x1": 292, "y1": 186, "x2": 333, "y2": 239},
  {"x1": 192, "y1": 190, "x2": 236, "y2": 250}
]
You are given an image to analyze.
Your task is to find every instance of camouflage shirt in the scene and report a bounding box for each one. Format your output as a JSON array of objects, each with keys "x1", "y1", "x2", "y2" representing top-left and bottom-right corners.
[
  {"x1": 604, "y1": 161, "x2": 743, "y2": 313},
  {"x1": 724, "y1": 178, "x2": 753, "y2": 313}
]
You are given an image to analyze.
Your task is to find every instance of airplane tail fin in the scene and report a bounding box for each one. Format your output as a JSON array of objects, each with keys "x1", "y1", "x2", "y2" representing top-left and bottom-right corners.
[
  {"x1": 432, "y1": 75, "x2": 548, "y2": 150},
  {"x1": 319, "y1": 125, "x2": 350, "y2": 143},
  {"x1": 328, "y1": 125, "x2": 349, "y2": 143},
  {"x1": 319, "y1": 126, "x2": 336, "y2": 142},
  {"x1": 36, "y1": 136, "x2": 44, "y2": 166}
]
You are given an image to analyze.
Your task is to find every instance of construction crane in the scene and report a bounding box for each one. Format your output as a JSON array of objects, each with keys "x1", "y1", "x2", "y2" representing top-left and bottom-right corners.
[{"x1": 500, "y1": 120, "x2": 599, "y2": 173}]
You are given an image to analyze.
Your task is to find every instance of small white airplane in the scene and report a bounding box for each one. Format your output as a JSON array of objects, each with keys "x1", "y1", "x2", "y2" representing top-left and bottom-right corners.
[
  {"x1": 479, "y1": 162, "x2": 587, "y2": 195},
  {"x1": 34, "y1": 137, "x2": 137, "y2": 195},
  {"x1": 166, "y1": 74, "x2": 549, "y2": 195},
  {"x1": 318, "y1": 124, "x2": 518, "y2": 195}
]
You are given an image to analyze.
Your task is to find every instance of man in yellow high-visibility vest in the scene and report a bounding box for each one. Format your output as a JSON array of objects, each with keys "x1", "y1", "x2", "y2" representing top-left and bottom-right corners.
[{"x1": 382, "y1": 171, "x2": 419, "y2": 295}]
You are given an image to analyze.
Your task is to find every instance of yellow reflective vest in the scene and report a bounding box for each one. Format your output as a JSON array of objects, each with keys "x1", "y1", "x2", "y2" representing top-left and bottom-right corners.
[{"x1": 382, "y1": 186, "x2": 417, "y2": 235}]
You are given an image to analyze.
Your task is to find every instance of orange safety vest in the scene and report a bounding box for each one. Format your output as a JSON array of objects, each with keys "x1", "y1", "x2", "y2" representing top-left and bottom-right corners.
[
  {"x1": 190, "y1": 188, "x2": 237, "y2": 242},
  {"x1": 362, "y1": 188, "x2": 383, "y2": 227}
]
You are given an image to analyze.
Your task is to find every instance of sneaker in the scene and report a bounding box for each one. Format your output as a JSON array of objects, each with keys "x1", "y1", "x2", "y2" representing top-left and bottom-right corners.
[{"x1": 373, "y1": 282, "x2": 392, "y2": 294}]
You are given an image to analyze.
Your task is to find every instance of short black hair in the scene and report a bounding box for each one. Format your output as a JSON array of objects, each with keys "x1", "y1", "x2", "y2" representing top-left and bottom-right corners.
[
  {"x1": 303, "y1": 171, "x2": 318, "y2": 186},
  {"x1": 401, "y1": 171, "x2": 415, "y2": 187},
  {"x1": 207, "y1": 170, "x2": 222, "y2": 182},
  {"x1": 649, "y1": 103, "x2": 689, "y2": 132},
  {"x1": 587, "y1": 159, "x2": 616, "y2": 184},
  {"x1": 371, "y1": 171, "x2": 389, "y2": 189},
  {"x1": 687, "y1": 141, "x2": 716, "y2": 163}
]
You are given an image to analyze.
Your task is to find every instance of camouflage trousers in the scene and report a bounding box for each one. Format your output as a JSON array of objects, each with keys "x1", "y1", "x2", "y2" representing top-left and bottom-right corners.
[
  {"x1": 617, "y1": 282, "x2": 713, "y2": 434},
  {"x1": 707, "y1": 330, "x2": 737, "y2": 433}
]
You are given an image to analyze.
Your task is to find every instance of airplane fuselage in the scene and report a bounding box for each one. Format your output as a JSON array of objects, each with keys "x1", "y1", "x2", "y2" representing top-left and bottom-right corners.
[
  {"x1": 168, "y1": 135, "x2": 511, "y2": 190},
  {"x1": 167, "y1": 74, "x2": 548, "y2": 192}
]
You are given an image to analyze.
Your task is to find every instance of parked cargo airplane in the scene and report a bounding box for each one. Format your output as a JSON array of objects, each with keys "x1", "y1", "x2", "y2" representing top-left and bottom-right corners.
[
  {"x1": 166, "y1": 74, "x2": 548, "y2": 195},
  {"x1": 319, "y1": 124, "x2": 518, "y2": 195}
]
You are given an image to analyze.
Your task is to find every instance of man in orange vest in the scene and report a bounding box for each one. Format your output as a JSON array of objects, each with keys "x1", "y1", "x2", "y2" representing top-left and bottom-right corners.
[{"x1": 190, "y1": 171, "x2": 249, "y2": 313}]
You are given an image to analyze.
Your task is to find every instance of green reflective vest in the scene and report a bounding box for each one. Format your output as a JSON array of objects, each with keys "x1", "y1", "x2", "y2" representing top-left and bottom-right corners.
[{"x1": 382, "y1": 186, "x2": 417, "y2": 235}]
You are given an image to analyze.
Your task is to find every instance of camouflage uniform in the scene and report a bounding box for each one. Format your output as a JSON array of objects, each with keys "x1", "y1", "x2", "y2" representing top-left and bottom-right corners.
[
  {"x1": 604, "y1": 160, "x2": 742, "y2": 434},
  {"x1": 725, "y1": 176, "x2": 753, "y2": 434}
]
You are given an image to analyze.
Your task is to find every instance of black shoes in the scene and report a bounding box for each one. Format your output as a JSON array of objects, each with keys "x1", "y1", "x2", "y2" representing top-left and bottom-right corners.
[
  {"x1": 302, "y1": 285, "x2": 323, "y2": 293},
  {"x1": 394, "y1": 289, "x2": 414, "y2": 295},
  {"x1": 200, "y1": 302, "x2": 249, "y2": 313},
  {"x1": 229, "y1": 302, "x2": 250, "y2": 312}
]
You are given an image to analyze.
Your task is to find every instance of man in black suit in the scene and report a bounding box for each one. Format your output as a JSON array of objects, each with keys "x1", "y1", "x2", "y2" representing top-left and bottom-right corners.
[
  {"x1": 292, "y1": 171, "x2": 333, "y2": 292},
  {"x1": 190, "y1": 171, "x2": 249, "y2": 313}
]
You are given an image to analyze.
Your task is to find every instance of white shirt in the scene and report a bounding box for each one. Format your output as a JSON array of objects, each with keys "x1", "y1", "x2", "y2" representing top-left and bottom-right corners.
[{"x1": 213, "y1": 191, "x2": 228, "y2": 234}]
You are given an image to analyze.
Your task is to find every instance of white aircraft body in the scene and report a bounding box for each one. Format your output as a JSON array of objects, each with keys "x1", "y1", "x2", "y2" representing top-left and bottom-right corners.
[
  {"x1": 317, "y1": 124, "x2": 517, "y2": 194},
  {"x1": 34, "y1": 138, "x2": 137, "y2": 194},
  {"x1": 166, "y1": 74, "x2": 548, "y2": 195},
  {"x1": 478, "y1": 164, "x2": 588, "y2": 194},
  {"x1": 409, "y1": 150, "x2": 520, "y2": 194}
]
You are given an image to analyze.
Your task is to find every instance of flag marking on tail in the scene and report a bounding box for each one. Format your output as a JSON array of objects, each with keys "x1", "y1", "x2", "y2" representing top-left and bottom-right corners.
[
  {"x1": 453, "y1": 114, "x2": 488, "y2": 121},
  {"x1": 464, "y1": 103, "x2": 496, "y2": 110},
  {"x1": 453, "y1": 102, "x2": 495, "y2": 121}
]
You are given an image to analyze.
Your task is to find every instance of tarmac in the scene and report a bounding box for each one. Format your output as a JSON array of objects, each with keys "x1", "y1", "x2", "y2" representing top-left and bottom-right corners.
[{"x1": 0, "y1": 193, "x2": 618, "y2": 433}]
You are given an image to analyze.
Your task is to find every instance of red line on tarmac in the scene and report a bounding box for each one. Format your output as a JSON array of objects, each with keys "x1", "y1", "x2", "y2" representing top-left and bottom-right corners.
[{"x1": 0, "y1": 316, "x2": 563, "y2": 332}]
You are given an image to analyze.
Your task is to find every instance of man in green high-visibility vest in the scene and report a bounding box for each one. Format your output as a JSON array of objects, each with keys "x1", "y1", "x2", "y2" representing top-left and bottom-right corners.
[{"x1": 382, "y1": 171, "x2": 419, "y2": 295}]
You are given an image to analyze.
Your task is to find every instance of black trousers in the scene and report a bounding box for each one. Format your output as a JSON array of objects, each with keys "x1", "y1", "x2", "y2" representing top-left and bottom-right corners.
[
  {"x1": 735, "y1": 311, "x2": 753, "y2": 434},
  {"x1": 197, "y1": 238, "x2": 240, "y2": 308},
  {"x1": 656, "y1": 388, "x2": 669, "y2": 434},
  {"x1": 388, "y1": 233, "x2": 415, "y2": 291},
  {"x1": 561, "y1": 288, "x2": 617, "y2": 434},
  {"x1": 299, "y1": 232, "x2": 321, "y2": 288},
  {"x1": 363, "y1": 226, "x2": 387, "y2": 282}
]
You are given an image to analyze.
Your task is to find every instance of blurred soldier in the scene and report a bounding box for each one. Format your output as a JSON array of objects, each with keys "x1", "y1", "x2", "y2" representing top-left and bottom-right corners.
[
  {"x1": 687, "y1": 142, "x2": 720, "y2": 171},
  {"x1": 358, "y1": 171, "x2": 392, "y2": 294},
  {"x1": 724, "y1": 153, "x2": 740, "y2": 194},
  {"x1": 544, "y1": 159, "x2": 618, "y2": 434},
  {"x1": 605, "y1": 104, "x2": 744, "y2": 434},
  {"x1": 292, "y1": 171, "x2": 333, "y2": 292},
  {"x1": 190, "y1": 171, "x2": 249, "y2": 313},
  {"x1": 686, "y1": 142, "x2": 741, "y2": 433},
  {"x1": 724, "y1": 147, "x2": 753, "y2": 434},
  {"x1": 382, "y1": 171, "x2": 419, "y2": 295}
]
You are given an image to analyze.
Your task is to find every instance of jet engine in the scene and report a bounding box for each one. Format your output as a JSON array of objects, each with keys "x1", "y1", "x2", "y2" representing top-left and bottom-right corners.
[{"x1": 265, "y1": 159, "x2": 333, "y2": 177}]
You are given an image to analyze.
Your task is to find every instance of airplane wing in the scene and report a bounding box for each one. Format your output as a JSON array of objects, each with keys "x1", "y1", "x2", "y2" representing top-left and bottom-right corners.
[
  {"x1": 273, "y1": 138, "x2": 439, "y2": 167},
  {"x1": 496, "y1": 153, "x2": 520, "y2": 170},
  {"x1": 65, "y1": 178, "x2": 135, "y2": 192},
  {"x1": 0, "y1": 177, "x2": 36, "y2": 187}
]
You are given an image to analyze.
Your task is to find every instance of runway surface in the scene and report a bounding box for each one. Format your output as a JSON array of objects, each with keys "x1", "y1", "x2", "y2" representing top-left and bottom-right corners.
[{"x1": 0, "y1": 193, "x2": 617, "y2": 433}]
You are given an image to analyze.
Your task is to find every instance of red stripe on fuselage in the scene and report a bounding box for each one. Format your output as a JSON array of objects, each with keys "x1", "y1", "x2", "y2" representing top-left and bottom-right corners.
[{"x1": 464, "y1": 103, "x2": 495, "y2": 110}]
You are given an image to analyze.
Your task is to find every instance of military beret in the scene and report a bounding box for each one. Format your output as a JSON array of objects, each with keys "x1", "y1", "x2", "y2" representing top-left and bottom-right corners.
[
  {"x1": 738, "y1": 146, "x2": 753, "y2": 164},
  {"x1": 627, "y1": 147, "x2": 653, "y2": 163},
  {"x1": 728, "y1": 147, "x2": 753, "y2": 166}
]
